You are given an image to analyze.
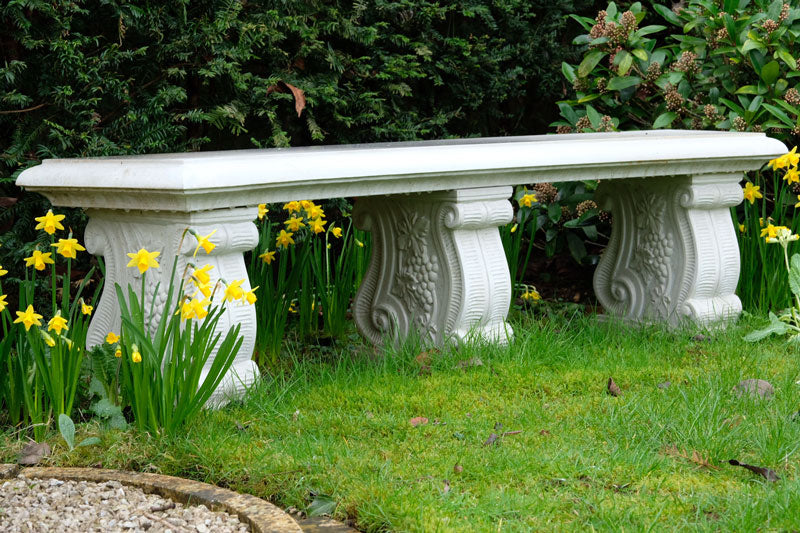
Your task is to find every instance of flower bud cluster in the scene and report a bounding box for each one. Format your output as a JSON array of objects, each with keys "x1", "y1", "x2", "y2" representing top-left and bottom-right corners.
[
  {"x1": 532, "y1": 183, "x2": 558, "y2": 204},
  {"x1": 576, "y1": 200, "x2": 598, "y2": 217},
  {"x1": 785, "y1": 87, "x2": 800, "y2": 106},
  {"x1": 673, "y1": 51, "x2": 699, "y2": 74},
  {"x1": 665, "y1": 86, "x2": 684, "y2": 111}
]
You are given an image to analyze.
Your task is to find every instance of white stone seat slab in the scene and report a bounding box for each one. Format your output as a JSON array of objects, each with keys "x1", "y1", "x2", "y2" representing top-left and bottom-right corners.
[{"x1": 17, "y1": 130, "x2": 786, "y2": 402}]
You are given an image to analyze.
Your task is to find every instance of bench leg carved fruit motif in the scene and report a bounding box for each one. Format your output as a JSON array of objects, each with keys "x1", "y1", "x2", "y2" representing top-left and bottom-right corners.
[
  {"x1": 353, "y1": 186, "x2": 514, "y2": 345},
  {"x1": 84, "y1": 207, "x2": 261, "y2": 401},
  {"x1": 594, "y1": 174, "x2": 743, "y2": 325}
]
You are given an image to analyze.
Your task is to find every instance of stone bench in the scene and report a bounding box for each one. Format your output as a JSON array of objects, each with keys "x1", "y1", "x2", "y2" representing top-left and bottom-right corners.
[{"x1": 17, "y1": 130, "x2": 785, "y2": 400}]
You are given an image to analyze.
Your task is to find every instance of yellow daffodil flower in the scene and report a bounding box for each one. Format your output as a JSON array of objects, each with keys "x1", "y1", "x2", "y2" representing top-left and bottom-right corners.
[
  {"x1": 114, "y1": 348, "x2": 122, "y2": 358},
  {"x1": 259, "y1": 250, "x2": 276, "y2": 264},
  {"x1": 243, "y1": 286, "x2": 258, "y2": 305},
  {"x1": 760, "y1": 223, "x2": 779, "y2": 241},
  {"x1": 276, "y1": 230, "x2": 295, "y2": 249},
  {"x1": 34, "y1": 210, "x2": 65, "y2": 235},
  {"x1": 224, "y1": 279, "x2": 245, "y2": 302},
  {"x1": 331, "y1": 226, "x2": 342, "y2": 238},
  {"x1": 194, "y1": 282, "x2": 212, "y2": 299},
  {"x1": 738, "y1": 223, "x2": 746, "y2": 233},
  {"x1": 131, "y1": 345, "x2": 142, "y2": 363},
  {"x1": 0, "y1": 294, "x2": 7, "y2": 313},
  {"x1": 126, "y1": 248, "x2": 160, "y2": 274},
  {"x1": 283, "y1": 201, "x2": 301, "y2": 213},
  {"x1": 193, "y1": 264, "x2": 213, "y2": 285},
  {"x1": 14, "y1": 304, "x2": 43, "y2": 331},
  {"x1": 0, "y1": 265, "x2": 7, "y2": 276},
  {"x1": 40, "y1": 330, "x2": 56, "y2": 347},
  {"x1": 48, "y1": 311, "x2": 69, "y2": 335},
  {"x1": 193, "y1": 230, "x2": 217, "y2": 256},
  {"x1": 258, "y1": 204, "x2": 268, "y2": 220},
  {"x1": 510, "y1": 223, "x2": 518, "y2": 233},
  {"x1": 106, "y1": 332, "x2": 120, "y2": 344},
  {"x1": 181, "y1": 297, "x2": 210, "y2": 320},
  {"x1": 285, "y1": 216, "x2": 305, "y2": 232},
  {"x1": 765, "y1": 226, "x2": 799, "y2": 245},
  {"x1": 519, "y1": 193, "x2": 537, "y2": 208},
  {"x1": 305, "y1": 203, "x2": 324, "y2": 219},
  {"x1": 742, "y1": 182, "x2": 763, "y2": 204},
  {"x1": 81, "y1": 301, "x2": 93, "y2": 315},
  {"x1": 355, "y1": 238, "x2": 364, "y2": 248},
  {"x1": 51, "y1": 238, "x2": 86, "y2": 259},
  {"x1": 300, "y1": 200, "x2": 314, "y2": 210},
  {"x1": 309, "y1": 217, "x2": 326, "y2": 234},
  {"x1": 786, "y1": 146, "x2": 799, "y2": 167},
  {"x1": 521, "y1": 288, "x2": 541, "y2": 301},
  {"x1": 24, "y1": 250, "x2": 55, "y2": 271},
  {"x1": 795, "y1": 194, "x2": 800, "y2": 208},
  {"x1": 785, "y1": 167, "x2": 800, "y2": 184}
]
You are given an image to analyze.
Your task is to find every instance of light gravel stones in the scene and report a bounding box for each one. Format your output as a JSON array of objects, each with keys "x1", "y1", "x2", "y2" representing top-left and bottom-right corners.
[{"x1": 0, "y1": 476, "x2": 249, "y2": 532}]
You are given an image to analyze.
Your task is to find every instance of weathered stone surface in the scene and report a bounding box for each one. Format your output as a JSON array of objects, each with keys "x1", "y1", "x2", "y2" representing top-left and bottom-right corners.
[
  {"x1": 0, "y1": 463, "x2": 19, "y2": 479},
  {"x1": 733, "y1": 379, "x2": 774, "y2": 399},
  {"x1": 18, "y1": 467, "x2": 302, "y2": 533},
  {"x1": 296, "y1": 516, "x2": 359, "y2": 533}
]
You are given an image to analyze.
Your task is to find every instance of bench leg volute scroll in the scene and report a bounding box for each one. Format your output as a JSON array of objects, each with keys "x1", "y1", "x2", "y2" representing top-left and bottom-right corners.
[
  {"x1": 83, "y1": 208, "x2": 261, "y2": 404},
  {"x1": 593, "y1": 174, "x2": 743, "y2": 326},
  {"x1": 353, "y1": 186, "x2": 514, "y2": 346}
]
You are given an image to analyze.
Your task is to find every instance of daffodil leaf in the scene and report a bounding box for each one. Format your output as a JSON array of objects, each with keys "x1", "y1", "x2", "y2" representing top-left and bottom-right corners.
[{"x1": 789, "y1": 253, "x2": 800, "y2": 298}]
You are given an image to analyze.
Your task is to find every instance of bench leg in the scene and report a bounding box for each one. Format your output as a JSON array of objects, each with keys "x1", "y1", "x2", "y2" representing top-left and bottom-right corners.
[
  {"x1": 84, "y1": 208, "x2": 260, "y2": 404},
  {"x1": 353, "y1": 186, "x2": 514, "y2": 346},
  {"x1": 593, "y1": 174, "x2": 743, "y2": 326}
]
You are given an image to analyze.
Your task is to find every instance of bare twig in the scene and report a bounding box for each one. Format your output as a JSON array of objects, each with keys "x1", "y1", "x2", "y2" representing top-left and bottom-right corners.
[{"x1": 0, "y1": 103, "x2": 48, "y2": 115}]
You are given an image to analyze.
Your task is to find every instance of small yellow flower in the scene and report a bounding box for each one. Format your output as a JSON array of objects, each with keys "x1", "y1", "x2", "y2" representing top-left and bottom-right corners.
[
  {"x1": 42, "y1": 331, "x2": 56, "y2": 347},
  {"x1": 276, "y1": 230, "x2": 295, "y2": 249},
  {"x1": 51, "y1": 238, "x2": 85, "y2": 259},
  {"x1": 243, "y1": 286, "x2": 258, "y2": 305},
  {"x1": 81, "y1": 301, "x2": 93, "y2": 315},
  {"x1": 34, "y1": 210, "x2": 65, "y2": 235},
  {"x1": 193, "y1": 264, "x2": 214, "y2": 285},
  {"x1": 181, "y1": 297, "x2": 210, "y2": 320},
  {"x1": 258, "y1": 204, "x2": 269, "y2": 220},
  {"x1": 0, "y1": 265, "x2": 7, "y2": 276},
  {"x1": 738, "y1": 223, "x2": 746, "y2": 233},
  {"x1": 795, "y1": 194, "x2": 800, "y2": 208},
  {"x1": 309, "y1": 217, "x2": 326, "y2": 234},
  {"x1": 24, "y1": 250, "x2": 55, "y2": 271},
  {"x1": 521, "y1": 288, "x2": 541, "y2": 301},
  {"x1": 283, "y1": 201, "x2": 302, "y2": 213},
  {"x1": 519, "y1": 193, "x2": 537, "y2": 208},
  {"x1": 355, "y1": 238, "x2": 364, "y2": 248},
  {"x1": 510, "y1": 223, "x2": 518, "y2": 233},
  {"x1": 224, "y1": 279, "x2": 245, "y2": 302},
  {"x1": 300, "y1": 200, "x2": 314, "y2": 211},
  {"x1": 331, "y1": 226, "x2": 342, "y2": 238},
  {"x1": 131, "y1": 348, "x2": 142, "y2": 364},
  {"x1": 106, "y1": 332, "x2": 120, "y2": 344},
  {"x1": 285, "y1": 216, "x2": 305, "y2": 232},
  {"x1": 785, "y1": 167, "x2": 800, "y2": 184},
  {"x1": 194, "y1": 282, "x2": 212, "y2": 299},
  {"x1": 0, "y1": 294, "x2": 7, "y2": 313},
  {"x1": 14, "y1": 305, "x2": 43, "y2": 331},
  {"x1": 761, "y1": 223, "x2": 779, "y2": 241},
  {"x1": 193, "y1": 229, "x2": 217, "y2": 256},
  {"x1": 126, "y1": 248, "x2": 160, "y2": 274},
  {"x1": 48, "y1": 311, "x2": 69, "y2": 335},
  {"x1": 114, "y1": 348, "x2": 122, "y2": 358},
  {"x1": 766, "y1": 226, "x2": 799, "y2": 245},
  {"x1": 305, "y1": 203, "x2": 325, "y2": 219},
  {"x1": 742, "y1": 182, "x2": 763, "y2": 204},
  {"x1": 259, "y1": 250, "x2": 276, "y2": 264},
  {"x1": 787, "y1": 146, "x2": 799, "y2": 167}
]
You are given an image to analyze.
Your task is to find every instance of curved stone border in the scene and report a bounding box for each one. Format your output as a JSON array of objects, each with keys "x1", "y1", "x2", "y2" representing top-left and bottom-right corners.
[{"x1": 2, "y1": 465, "x2": 301, "y2": 533}]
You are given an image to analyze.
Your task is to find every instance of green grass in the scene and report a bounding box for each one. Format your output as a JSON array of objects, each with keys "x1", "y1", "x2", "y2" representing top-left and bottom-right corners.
[{"x1": 4, "y1": 310, "x2": 800, "y2": 532}]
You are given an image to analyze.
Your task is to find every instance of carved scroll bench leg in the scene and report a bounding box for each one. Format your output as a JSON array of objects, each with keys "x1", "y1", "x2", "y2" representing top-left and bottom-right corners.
[
  {"x1": 84, "y1": 208, "x2": 261, "y2": 403},
  {"x1": 353, "y1": 186, "x2": 514, "y2": 346},
  {"x1": 593, "y1": 174, "x2": 743, "y2": 326}
]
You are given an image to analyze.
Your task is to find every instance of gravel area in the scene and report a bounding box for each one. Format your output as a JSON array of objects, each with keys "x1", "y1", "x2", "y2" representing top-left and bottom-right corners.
[{"x1": 0, "y1": 476, "x2": 250, "y2": 532}]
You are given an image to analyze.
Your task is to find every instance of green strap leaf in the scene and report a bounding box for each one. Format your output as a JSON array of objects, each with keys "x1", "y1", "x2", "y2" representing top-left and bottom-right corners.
[{"x1": 577, "y1": 50, "x2": 606, "y2": 78}]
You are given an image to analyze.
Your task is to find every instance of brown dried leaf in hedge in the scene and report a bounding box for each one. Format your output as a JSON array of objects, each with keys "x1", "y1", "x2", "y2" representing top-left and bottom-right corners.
[{"x1": 266, "y1": 81, "x2": 306, "y2": 117}]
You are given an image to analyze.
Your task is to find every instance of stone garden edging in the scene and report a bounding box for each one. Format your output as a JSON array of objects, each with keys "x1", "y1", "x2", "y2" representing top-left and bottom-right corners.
[{"x1": 1, "y1": 464, "x2": 302, "y2": 533}]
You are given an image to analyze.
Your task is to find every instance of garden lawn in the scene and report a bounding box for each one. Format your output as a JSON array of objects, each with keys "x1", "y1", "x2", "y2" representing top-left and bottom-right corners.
[{"x1": 4, "y1": 311, "x2": 800, "y2": 532}]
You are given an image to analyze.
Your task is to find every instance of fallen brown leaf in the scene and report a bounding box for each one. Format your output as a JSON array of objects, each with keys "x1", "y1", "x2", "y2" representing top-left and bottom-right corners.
[
  {"x1": 18, "y1": 441, "x2": 51, "y2": 466},
  {"x1": 502, "y1": 430, "x2": 523, "y2": 437},
  {"x1": 483, "y1": 433, "x2": 499, "y2": 446},
  {"x1": 409, "y1": 417, "x2": 428, "y2": 427},
  {"x1": 453, "y1": 464, "x2": 463, "y2": 474},
  {"x1": 539, "y1": 429, "x2": 551, "y2": 436},
  {"x1": 442, "y1": 479, "x2": 450, "y2": 494},
  {"x1": 728, "y1": 459, "x2": 780, "y2": 481},
  {"x1": 662, "y1": 445, "x2": 718, "y2": 470},
  {"x1": 607, "y1": 377, "x2": 622, "y2": 397}
]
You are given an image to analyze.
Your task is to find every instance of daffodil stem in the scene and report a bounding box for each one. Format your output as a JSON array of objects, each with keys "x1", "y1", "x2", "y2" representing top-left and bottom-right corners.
[{"x1": 50, "y1": 234, "x2": 57, "y2": 316}]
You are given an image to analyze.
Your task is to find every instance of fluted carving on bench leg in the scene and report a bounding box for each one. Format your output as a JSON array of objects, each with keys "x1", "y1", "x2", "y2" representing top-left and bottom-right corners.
[
  {"x1": 353, "y1": 186, "x2": 514, "y2": 346},
  {"x1": 84, "y1": 208, "x2": 260, "y2": 404},
  {"x1": 594, "y1": 174, "x2": 743, "y2": 326}
]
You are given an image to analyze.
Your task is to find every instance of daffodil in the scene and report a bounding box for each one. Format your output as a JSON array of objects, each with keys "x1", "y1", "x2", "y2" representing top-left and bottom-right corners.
[
  {"x1": 194, "y1": 282, "x2": 212, "y2": 299},
  {"x1": 0, "y1": 265, "x2": 7, "y2": 276},
  {"x1": 14, "y1": 305, "x2": 42, "y2": 331},
  {"x1": 48, "y1": 311, "x2": 69, "y2": 335},
  {"x1": 519, "y1": 193, "x2": 537, "y2": 208},
  {"x1": 765, "y1": 226, "x2": 799, "y2": 245},
  {"x1": 81, "y1": 301, "x2": 93, "y2": 315},
  {"x1": 285, "y1": 216, "x2": 305, "y2": 232},
  {"x1": 521, "y1": 288, "x2": 541, "y2": 301},
  {"x1": 355, "y1": 238, "x2": 364, "y2": 248},
  {"x1": 283, "y1": 201, "x2": 301, "y2": 213},
  {"x1": 305, "y1": 203, "x2": 324, "y2": 219},
  {"x1": 40, "y1": 330, "x2": 56, "y2": 347},
  {"x1": 24, "y1": 250, "x2": 55, "y2": 271},
  {"x1": 761, "y1": 223, "x2": 780, "y2": 241},
  {"x1": 742, "y1": 182, "x2": 763, "y2": 204},
  {"x1": 0, "y1": 294, "x2": 7, "y2": 313},
  {"x1": 795, "y1": 194, "x2": 800, "y2": 208},
  {"x1": 224, "y1": 279, "x2": 245, "y2": 302},
  {"x1": 785, "y1": 167, "x2": 800, "y2": 184},
  {"x1": 331, "y1": 226, "x2": 342, "y2": 238},
  {"x1": 181, "y1": 297, "x2": 210, "y2": 320},
  {"x1": 259, "y1": 250, "x2": 276, "y2": 264},
  {"x1": 131, "y1": 345, "x2": 142, "y2": 363},
  {"x1": 510, "y1": 223, "x2": 518, "y2": 233},
  {"x1": 738, "y1": 223, "x2": 746, "y2": 233},
  {"x1": 258, "y1": 204, "x2": 268, "y2": 220},
  {"x1": 126, "y1": 248, "x2": 160, "y2": 274},
  {"x1": 300, "y1": 200, "x2": 314, "y2": 211},
  {"x1": 243, "y1": 286, "x2": 258, "y2": 305},
  {"x1": 34, "y1": 210, "x2": 65, "y2": 235},
  {"x1": 51, "y1": 238, "x2": 85, "y2": 259},
  {"x1": 192, "y1": 230, "x2": 217, "y2": 256},
  {"x1": 786, "y1": 146, "x2": 799, "y2": 167},
  {"x1": 309, "y1": 217, "x2": 326, "y2": 234},
  {"x1": 114, "y1": 348, "x2": 122, "y2": 358},
  {"x1": 276, "y1": 230, "x2": 295, "y2": 249},
  {"x1": 193, "y1": 264, "x2": 214, "y2": 285},
  {"x1": 106, "y1": 332, "x2": 120, "y2": 344}
]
